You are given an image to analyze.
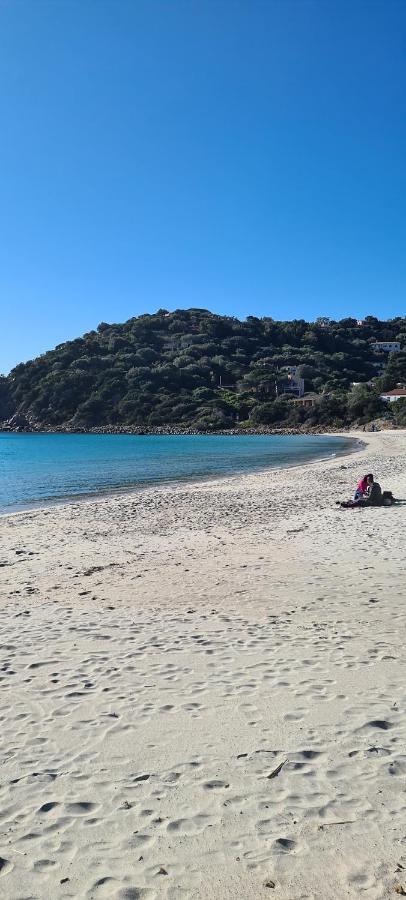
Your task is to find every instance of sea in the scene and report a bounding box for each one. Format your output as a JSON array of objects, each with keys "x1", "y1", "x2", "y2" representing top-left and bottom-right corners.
[{"x1": 0, "y1": 432, "x2": 354, "y2": 514}]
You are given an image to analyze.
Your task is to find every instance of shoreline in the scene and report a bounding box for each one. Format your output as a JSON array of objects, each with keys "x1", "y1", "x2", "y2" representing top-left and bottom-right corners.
[
  {"x1": 0, "y1": 433, "x2": 363, "y2": 517},
  {"x1": 0, "y1": 430, "x2": 405, "y2": 899}
]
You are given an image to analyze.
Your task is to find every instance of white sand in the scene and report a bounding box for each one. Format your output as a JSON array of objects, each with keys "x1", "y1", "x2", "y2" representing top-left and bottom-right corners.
[{"x1": 0, "y1": 430, "x2": 405, "y2": 900}]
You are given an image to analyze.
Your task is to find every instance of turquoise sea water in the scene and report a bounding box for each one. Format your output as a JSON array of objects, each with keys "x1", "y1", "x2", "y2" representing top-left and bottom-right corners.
[{"x1": 0, "y1": 433, "x2": 354, "y2": 513}]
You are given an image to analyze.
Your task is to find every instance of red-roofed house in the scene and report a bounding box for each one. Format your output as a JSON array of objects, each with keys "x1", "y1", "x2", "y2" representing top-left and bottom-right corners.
[{"x1": 380, "y1": 388, "x2": 406, "y2": 403}]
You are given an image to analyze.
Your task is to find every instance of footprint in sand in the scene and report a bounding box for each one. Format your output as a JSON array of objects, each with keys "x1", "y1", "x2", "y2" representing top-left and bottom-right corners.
[
  {"x1": 38, "y1": 801, "x2": 60, "y2": 813},
  {"x1": 0, "y1": 857, "x2": 13, "y2": 877},
  {"x1": 167, "y1": 814, "x2": 214, "y2": 834},
  {"x1": 33, "y1": 859, "x2": 57, "y2": 872},
  {"x1": 127, "y1": 833, "x2": 154, "y2": 849},
  {"x1": 65, "y1": 801, "x2": 99, "y2": 815},
  {"x1": 356, "y1": 719, "x2": 393, "y2": 732},
  {"x1": 116, "y1": 890, "x2": 155, "y2": 900}
]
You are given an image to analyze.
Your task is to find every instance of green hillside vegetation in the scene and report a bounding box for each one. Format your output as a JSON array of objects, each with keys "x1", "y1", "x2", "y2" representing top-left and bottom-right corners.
[{"x1": 2, "y1": 310, "x2": 406, "y2": 430}]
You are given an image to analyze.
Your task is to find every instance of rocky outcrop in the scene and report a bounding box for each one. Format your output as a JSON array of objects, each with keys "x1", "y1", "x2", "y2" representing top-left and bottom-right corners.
[{"x1": 1, "y1": 413, "x2": 33, "y2": 431}]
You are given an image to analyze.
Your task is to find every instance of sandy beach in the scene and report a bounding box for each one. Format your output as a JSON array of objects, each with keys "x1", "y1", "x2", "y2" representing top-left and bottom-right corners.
[{"x1": 0, "y1": 430, "x2": 405, "y2": 900}]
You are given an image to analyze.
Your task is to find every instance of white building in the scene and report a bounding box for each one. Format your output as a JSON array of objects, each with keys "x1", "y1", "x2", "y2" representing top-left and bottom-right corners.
[
  {"x1": 380, "y1": 388, "x2": 406, "y2": 403},
  {"x1": 372, "y1": 341, "x2": 400, "y2": 353}
]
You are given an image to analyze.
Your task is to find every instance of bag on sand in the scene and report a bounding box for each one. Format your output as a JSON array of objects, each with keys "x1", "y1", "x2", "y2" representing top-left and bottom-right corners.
[{"x1": 382, "y1": 490, "x2": 395, "y2": 506}]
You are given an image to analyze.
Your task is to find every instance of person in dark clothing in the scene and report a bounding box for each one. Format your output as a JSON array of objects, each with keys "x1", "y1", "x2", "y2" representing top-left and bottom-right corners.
[{"x1": 360, "y1": 474, "x2": 382, "y2": 506}]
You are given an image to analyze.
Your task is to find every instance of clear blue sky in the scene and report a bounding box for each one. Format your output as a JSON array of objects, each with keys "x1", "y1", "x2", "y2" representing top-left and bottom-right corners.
[{"x1": 1, "y1": 0, "x2": 405, "y2": 373}]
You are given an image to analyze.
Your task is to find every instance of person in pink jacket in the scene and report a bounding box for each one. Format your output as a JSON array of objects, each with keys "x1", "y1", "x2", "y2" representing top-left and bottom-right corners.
[{"x1": 353, "y1": 474, "x2": 369, "y2": 501}]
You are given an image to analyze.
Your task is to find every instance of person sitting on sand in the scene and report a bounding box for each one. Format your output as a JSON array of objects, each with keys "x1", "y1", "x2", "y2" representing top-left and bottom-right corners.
[
  {"x1": 353, "y1": 474, "x2": 369, "y2": 501},
  {"x1": 362, "y1": 474, "x2": 382, "y2": 506}
]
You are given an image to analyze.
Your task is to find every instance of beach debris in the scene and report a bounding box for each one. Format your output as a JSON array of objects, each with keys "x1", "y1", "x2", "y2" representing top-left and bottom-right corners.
[
  {"x1": 60, "y1": 878, "x2": 70, "y2": 884},
  {"x1": 318, "y1": 820, "x2": 355, "y2": 829},
  {"x1": 394, "y1": 885, "x2": 406, "y2": 896},
  {"x1": 157, "y1": 867, "x2": 168, "y2": 876},
  {"x1": 267, "y1": 760, "x2": 287, "y2": 779},
  {"x1": 274, "y1": 838, "x2": 295, "y2": 852},
  {"x1": 265, "y1": 879, "x2": 276, "y2": 889}
]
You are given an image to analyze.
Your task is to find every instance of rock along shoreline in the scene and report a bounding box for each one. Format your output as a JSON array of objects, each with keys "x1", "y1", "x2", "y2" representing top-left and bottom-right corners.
[{"x1": 0, "y1": 420, "x2": 362, "y2": 436}]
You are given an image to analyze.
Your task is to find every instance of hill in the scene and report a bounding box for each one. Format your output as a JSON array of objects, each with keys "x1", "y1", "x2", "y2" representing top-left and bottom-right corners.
[{"x1": 1, "y1": 309, "x2": 406, "y2": 430}]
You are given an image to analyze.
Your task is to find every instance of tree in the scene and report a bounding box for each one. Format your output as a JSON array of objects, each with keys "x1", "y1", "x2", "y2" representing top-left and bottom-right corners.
[
  {"x1": 250, "y1": 400, "x2": 289, "y2": 424},
  {"x1": 347, "y1": 385, "x2": 386, "y2": 423},
  {"x1": 0, "y1": 376, "x2": 15, "y2": 420},
  {"x1": 71, "y1": 396, "x2": 106, "y2": 427},
  {"x1": 392, "y1": 398, "x2": 406, "y2": 427}
]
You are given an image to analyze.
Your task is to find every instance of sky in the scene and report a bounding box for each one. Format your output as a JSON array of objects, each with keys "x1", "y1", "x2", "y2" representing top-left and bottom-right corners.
[{"x1": 1, "y1": 0, "x2": 406, "y2": 373}]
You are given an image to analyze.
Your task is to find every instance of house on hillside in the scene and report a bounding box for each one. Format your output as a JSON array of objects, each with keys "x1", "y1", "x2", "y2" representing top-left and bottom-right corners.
[
  {"x1": 372, "y1": 341, "x2": 400, "y2": 353},
  {"x1": 380, "y1": 387, "x2": 406, "y2": 403},
  {"x1": 292, "y1": 393, "x2": 319, "y2": 408},
  {"x1": 276, "y1": 374, "x2": 304, "y2": 399}
]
